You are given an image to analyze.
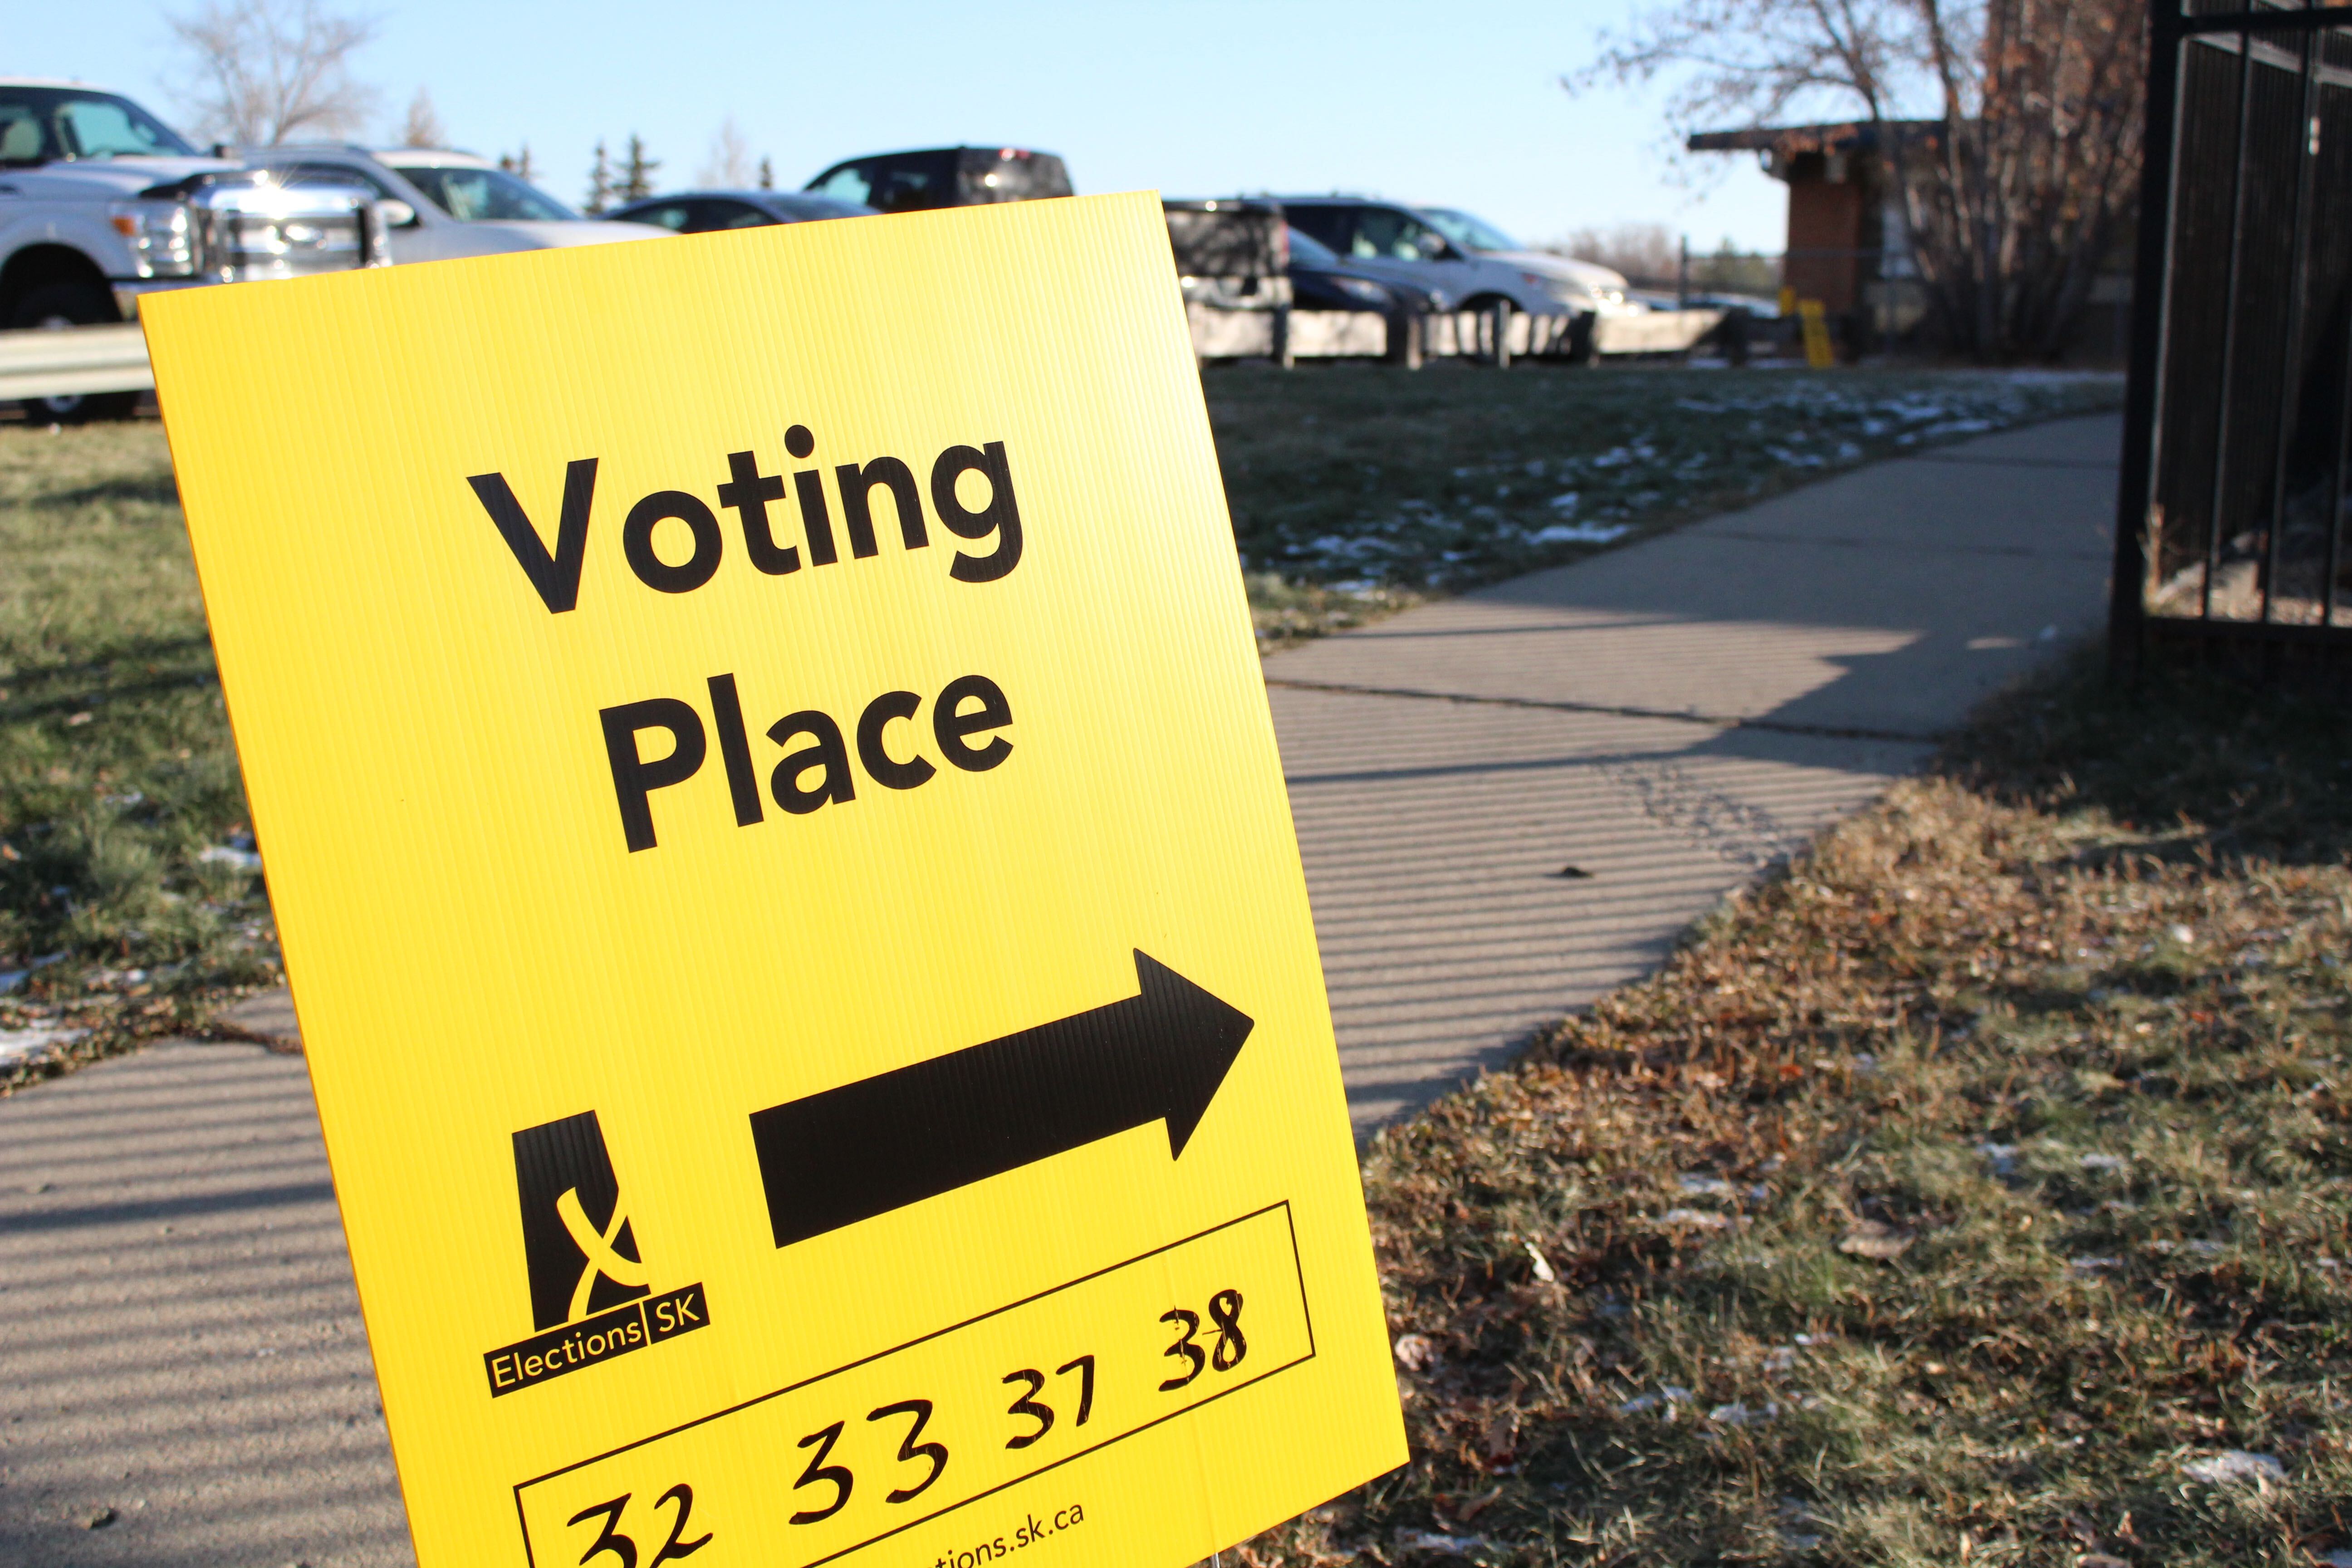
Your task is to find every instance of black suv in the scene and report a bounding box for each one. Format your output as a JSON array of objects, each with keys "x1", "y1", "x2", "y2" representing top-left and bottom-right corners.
[{"x1": 804, "y1": 147, "x2": 1072, "y2": 216}]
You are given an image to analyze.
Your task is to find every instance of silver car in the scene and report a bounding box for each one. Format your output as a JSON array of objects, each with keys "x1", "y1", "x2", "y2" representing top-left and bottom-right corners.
[
  {"x1": 1275, "y1": 197, "x2": 1638, "y2": 324},
  {"x1": 244, "y1": 146, "x2": 659, "y2": 263}
]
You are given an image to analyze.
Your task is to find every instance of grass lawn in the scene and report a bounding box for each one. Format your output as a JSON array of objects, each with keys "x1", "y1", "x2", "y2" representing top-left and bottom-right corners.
[
  {"x1": 1234, "y1": 656, "x2": 2352, "y2": 1567},
  {"x1": 1205, "y1": 363, "x2": 2121, "y2": 644},
  {"x1": 0, "y1": 421, "x2": 278, "y2": 1089},
  {"x1": 4, "y1": 370, "x2": 2332, "y2": 1558},
  {"x1": 0, "y1": 365, "x2": 2122, "y2": 1089}
]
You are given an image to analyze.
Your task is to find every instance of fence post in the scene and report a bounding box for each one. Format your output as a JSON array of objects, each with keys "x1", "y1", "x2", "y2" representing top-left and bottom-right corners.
[
  {"x1": 2107, "y1": 0, "x2": 2185, "y2": 681},
  {"x1": 1386, "y1": 309, "x2": 1424, "y2": 370},
  {"x1": 1490, "y1": 300, "x2": 1512, "y2": 369},
  {"x1": 1272, "y1": 304, "x2": 1294, "y2": 371}
]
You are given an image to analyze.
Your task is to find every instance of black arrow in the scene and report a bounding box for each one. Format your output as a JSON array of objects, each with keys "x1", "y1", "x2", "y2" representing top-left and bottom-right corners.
[{"x1": 749, "y1": 951, "x2": 1254, "y2": 1248}]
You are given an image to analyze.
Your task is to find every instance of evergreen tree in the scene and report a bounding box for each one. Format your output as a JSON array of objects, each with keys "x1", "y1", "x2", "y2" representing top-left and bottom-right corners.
[
  {"x1": 584, "y1": 140, "x2": 613, "y2": 216},
  {"x1": 619, "y1": 134, "x2": 659, "y2": 202},
  {"x1": 497, "y1": 143, "x2": 536, "y2": 183},
  {"x1": 758, "y1": 156, "x2": 774, "y2": 191}
]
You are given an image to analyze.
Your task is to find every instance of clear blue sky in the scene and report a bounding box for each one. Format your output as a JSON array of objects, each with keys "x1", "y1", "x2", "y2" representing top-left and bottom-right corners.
[{"x1": 16, "y1": 0, "x2": 1788, "y2": 253}]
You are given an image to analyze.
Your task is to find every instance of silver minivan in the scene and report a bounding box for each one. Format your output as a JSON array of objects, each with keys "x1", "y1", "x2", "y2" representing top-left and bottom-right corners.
[{"x1": 1275, "y1": 197, "x2": 1637, "y2": 324}]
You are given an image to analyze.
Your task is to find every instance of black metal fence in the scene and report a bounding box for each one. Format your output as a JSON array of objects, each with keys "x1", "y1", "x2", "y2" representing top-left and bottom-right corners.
[{"x1": 2112, "y1": 0, "x2": 2352, "y2": 679}]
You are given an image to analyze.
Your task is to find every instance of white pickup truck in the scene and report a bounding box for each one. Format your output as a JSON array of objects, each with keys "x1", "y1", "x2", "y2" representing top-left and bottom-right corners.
[{"x1": 0, "y1": 78, "x2": 388, "y2": 420}]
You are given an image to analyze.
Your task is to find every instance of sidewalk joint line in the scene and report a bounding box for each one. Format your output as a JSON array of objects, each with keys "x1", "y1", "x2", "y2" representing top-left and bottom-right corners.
[
  {"x1": 1264, "y1": 677, "x2": 1937, "y2": 745},
  {"x1": 1903, "y1": 453, "x2": 2118, "y2": 470},
  {"x1": 1704, "y1": 528, "x2": 2109, "y2": 560}
]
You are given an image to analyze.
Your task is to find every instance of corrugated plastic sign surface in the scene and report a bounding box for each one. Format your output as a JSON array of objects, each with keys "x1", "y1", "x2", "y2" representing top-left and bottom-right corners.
[{"x1": 142, "y1": 191, "x2": 1403, "y2": 1568}]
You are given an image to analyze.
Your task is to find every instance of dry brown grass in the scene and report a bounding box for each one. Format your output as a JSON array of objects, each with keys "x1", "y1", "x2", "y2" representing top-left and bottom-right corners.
[{"x1": 1234, "y1": 654, "x2": 2352, "y2": 1566}]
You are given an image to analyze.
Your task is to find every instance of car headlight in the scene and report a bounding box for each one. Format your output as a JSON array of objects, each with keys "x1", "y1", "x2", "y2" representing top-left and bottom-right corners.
[{"x1": 110, "y1": 201, "x2": 197, "y2": 279}]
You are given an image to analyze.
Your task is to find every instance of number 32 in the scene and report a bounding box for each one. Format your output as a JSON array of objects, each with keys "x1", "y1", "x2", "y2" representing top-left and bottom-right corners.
[{"x1": 568, "y1": 1483, "x2": 710, "y2": 1568}]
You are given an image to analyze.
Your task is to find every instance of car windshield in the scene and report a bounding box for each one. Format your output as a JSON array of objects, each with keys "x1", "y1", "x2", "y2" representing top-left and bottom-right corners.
[
  {"x1": 1421, "y1": 208, "x2": 1521, "y2": 253},
  {"x1": 1285, "y1": 225, "x2": 1339, "y2": 268},
  {"x1": 389, "y1": 163, "x2": 577, "y2": 221},
  {"x1": 808, "y1": 150, "x2": 958, "y2": 214},
  {"x1": 0, "y1": 87, "x2": 197, "y2": 166}
]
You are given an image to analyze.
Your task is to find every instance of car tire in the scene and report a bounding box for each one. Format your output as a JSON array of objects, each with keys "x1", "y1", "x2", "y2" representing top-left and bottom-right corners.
[{"x1": 10, "y1": 283, "x2": 139, "y2": 424}]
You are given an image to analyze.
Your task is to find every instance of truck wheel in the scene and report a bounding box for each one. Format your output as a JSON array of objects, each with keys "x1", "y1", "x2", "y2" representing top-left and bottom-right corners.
[{"x1": 10, "y1": 283, "x2": 139, "y2": 425}]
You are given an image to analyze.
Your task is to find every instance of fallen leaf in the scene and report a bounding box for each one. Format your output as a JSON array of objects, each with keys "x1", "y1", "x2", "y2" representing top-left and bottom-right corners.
[
  {"x1": 1838, "y1": 1219, "x2": 1914, "y2": 1260},
  {"x1": 1456, "y1": 1482, "x2": 1506, "y2": 1521}
]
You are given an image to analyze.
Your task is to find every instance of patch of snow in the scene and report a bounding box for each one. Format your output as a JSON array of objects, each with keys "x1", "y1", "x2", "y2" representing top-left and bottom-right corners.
[
  {"x1": 1397, "y1": 1529, "x2": 1491, "y2": 1557},
  {"x1": 0, "y1": 1025, "x2": 87, "y2": 1067},
  {"x1": 1618, "y1": 1385, "x2": 1693, "y2": 1414},
  {"x1": 2183, "y1": 1450, "x2": 2284, "y2": 1486},
  {"x1": 1530, "y1": 522, "x2": 1630, "y2": 545}
]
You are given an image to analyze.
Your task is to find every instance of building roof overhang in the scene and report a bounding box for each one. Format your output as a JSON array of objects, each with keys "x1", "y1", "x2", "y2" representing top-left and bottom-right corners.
[{"x1": 1686, "y1": 120, "x2": 1944, "y2": 158}]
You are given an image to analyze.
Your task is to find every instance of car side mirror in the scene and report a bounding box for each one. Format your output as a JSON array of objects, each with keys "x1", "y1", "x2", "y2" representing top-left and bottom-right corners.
[
  {"x1": 377, "y1": 198, "x2": 419, "y2": 228},
  {"x1": 1416, "y1": 232, "x2": 1449, "y2": 260}
]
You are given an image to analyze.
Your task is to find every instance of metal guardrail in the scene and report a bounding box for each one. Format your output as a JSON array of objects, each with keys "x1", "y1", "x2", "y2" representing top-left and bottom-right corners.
[
  {"x1": 0, "y1": 324, "x2": 153, "y2": 402},
  {"x1": 1187, "y1": 305, "x2": 1723, "y2": 366}
]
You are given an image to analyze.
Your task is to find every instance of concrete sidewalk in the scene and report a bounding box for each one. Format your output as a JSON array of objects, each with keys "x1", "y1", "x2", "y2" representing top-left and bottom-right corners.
[
  {"x1": 1274, "y1": 413, "x2": 2118, "y2": 1125},
  {"x1": 0, "y1": 1042, "x2": 407, "y2": 1568},
  {"x1": 0, "y1": 413, "x2": 2121, "y2": 1567}
]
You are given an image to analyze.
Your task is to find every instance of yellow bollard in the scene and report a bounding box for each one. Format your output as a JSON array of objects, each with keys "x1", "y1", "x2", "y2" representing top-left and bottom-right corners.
[{"x1": 1798, "y1": 299, "x2": 1834, "y2": 368}]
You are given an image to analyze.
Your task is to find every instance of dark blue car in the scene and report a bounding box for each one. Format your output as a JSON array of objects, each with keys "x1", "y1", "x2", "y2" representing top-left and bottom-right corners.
[
  {"x1": 1284, "y1": 225, "x2": 1436, "y2": 315},
  {"x1": 610, "y1": 189, "x2": 876, "y2": 233}
]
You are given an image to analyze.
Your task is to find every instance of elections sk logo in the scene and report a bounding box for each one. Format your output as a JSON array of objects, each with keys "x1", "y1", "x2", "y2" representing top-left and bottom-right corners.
[{"x1": 485, "y1": 1111, "x2": 709, "y2": 1396}]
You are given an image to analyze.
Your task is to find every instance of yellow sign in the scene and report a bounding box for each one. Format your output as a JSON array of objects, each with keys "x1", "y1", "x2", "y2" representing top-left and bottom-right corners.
[{"x1": 142, "y1": 191, "x2": 1403, "y2": 1568}]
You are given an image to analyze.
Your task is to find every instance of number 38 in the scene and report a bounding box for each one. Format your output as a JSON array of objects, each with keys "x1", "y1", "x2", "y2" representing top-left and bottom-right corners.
[{"x1": 1159, "y1": 1287, "x2": 1247, "y2": 1391}]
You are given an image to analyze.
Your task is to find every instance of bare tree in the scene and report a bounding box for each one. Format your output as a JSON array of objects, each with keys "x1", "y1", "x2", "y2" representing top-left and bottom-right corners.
[
  {"x1": 1557, "y1": 222, "x2": 1683, "y2": 285},
  {"x1": 397, "y1": 85, "x2": 443, "y2": 148},
  {"x1": 1573, "y1": 0, "x2": 1926, "y2": 130},
  {"x1": 167, "y1": 0, "x2": 382, "y2": 147},
  {"x1": 1909, "y1": 0, "x2": 2143, "y2": 360},
  {"x1": 1573, "y1": 0, "x2": 2144, "y2": 361},
  {"x1": 698, "y1": 116, "x2": 757, "y2": 188}
]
